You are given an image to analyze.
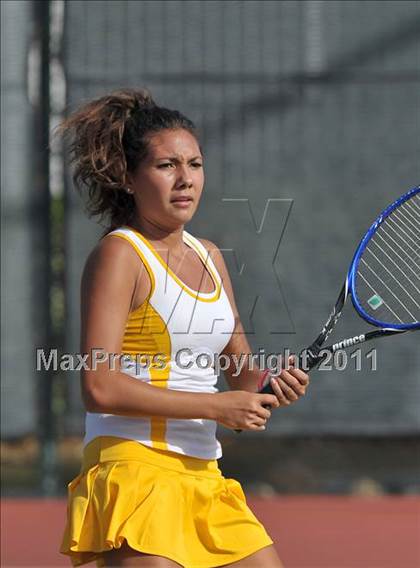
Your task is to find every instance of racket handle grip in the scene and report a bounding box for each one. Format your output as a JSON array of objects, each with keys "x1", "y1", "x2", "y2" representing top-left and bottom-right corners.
[
  {"x1": 234, "y1": 354, "x2": 318, "y2": 433},
  {"x1": 257, "y1": 353, "x2": 319, "y2": 398}
]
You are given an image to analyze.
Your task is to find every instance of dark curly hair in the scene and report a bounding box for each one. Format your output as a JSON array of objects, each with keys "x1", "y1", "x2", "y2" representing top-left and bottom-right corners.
[{"x1": 55, "y1": 88, "x2": 198, "y2": 234}]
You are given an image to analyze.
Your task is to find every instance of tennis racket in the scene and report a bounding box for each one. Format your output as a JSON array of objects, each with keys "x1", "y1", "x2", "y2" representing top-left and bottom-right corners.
[{"x1": 260, "y1": 185, "x2": 420, "y2": 391}]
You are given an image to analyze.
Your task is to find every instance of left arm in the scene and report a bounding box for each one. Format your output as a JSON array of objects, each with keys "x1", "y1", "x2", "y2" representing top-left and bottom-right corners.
[{"x1": 200, "y1": 239, "x2": 310, "y2": 406}]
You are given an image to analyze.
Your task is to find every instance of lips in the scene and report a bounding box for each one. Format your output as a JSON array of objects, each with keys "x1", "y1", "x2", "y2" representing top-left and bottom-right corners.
[{"x1": 171, "y1": 196, "x2": 193, "y2": 203}]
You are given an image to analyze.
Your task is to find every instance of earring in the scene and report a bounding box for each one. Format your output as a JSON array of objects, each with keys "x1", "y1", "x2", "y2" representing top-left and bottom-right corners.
[{"x1": 125, "y1": 187, "x2": 133, "y2": 195}]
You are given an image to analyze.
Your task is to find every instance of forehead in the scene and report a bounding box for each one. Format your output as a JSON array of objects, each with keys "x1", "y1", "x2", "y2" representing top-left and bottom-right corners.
[{"x1": 146, "y1": 129, "x2": 201, "y2": 158}]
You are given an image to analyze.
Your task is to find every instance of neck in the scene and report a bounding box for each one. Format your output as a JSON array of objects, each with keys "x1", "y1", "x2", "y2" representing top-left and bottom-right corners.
[{"x1": 129, "y1": 216, "x2": 185, "y2": 251}]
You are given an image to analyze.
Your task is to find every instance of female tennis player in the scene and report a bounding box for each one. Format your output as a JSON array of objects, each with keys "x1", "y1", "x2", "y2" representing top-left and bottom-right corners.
[{"x1": 58, "y1": 88, "x2": 310, "y2": 567}]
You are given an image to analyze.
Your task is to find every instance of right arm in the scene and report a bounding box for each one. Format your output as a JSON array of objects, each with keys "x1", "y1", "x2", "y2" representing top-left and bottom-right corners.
[{"x1": 80, "y1": 235, "x2": 278, "y2": 431}]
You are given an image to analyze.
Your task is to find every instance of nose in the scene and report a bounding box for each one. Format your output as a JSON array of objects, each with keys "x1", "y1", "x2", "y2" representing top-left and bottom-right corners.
[{"x1": 176, "y1": 165, "x2": 193, "y2": 188}]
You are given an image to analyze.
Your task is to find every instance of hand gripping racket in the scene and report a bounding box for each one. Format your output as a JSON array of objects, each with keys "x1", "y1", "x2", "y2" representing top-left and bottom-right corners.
[{"x1": 260, "y1": 186, "x2": 420, "y2": 394}]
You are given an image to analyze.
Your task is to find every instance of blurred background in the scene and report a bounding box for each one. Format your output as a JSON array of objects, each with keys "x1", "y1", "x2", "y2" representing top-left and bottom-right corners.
[{"x1": 1, "y1": 0, "x2": 419, "y2": 566}]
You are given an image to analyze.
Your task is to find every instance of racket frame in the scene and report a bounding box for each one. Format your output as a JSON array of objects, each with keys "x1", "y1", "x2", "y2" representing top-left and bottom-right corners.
[
  {"x1": 263, "y1": 186, "x2": 420, "y2": 379},
  {"x1": 349, "y1": 186, "x2": 420, "y2": 331}
]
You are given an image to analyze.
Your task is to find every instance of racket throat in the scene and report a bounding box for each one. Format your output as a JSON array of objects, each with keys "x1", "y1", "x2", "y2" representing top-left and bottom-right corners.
[
  {"x1": 300, "y1": 283, "x2": 349, "y2": 370},
  {"x1": 317, "y1": 283, "x2": 348, "y2": 345},
  {"x1": 299, "y1": 345, "x2": 324, "y2": 371}
]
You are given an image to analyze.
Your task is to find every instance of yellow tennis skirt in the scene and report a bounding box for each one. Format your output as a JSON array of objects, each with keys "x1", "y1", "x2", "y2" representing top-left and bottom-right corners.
[{"x1": 60, "y1": 436, "x2": 273, "y2": 567}]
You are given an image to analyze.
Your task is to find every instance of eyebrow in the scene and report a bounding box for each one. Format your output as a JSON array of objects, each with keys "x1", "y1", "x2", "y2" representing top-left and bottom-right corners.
[{"x1": 155, "y1": 155, "x2": 203, "y2": 162}]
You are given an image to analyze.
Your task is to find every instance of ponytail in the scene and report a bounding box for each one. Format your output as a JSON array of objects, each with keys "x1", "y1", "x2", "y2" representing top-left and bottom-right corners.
[{"x1": 55, "y1": 88, "x2": 197, "y2": 234}]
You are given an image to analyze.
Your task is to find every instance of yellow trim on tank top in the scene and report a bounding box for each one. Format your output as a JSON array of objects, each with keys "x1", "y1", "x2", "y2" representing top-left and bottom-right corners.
[
  {"x1": 105, "y1": 232, "x2": 170, "y2": 450},
  {"x1": 122, "y1": 226, "x2": 222, "y2": 303},
  {"x1": 121, "y1": 302, "x2": 172, "y2": 450},
  {"x1": 182, "y1": 232, "x2": 223, "y2": 296}
]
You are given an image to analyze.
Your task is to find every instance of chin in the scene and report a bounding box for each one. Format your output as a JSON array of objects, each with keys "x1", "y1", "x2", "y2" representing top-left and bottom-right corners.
[
  {"x1": 175, "y1": 212, "x2": 195, "y2": 226},
  {"x1": 169, "y1": 206, "x2": 196, "y2": 223}
]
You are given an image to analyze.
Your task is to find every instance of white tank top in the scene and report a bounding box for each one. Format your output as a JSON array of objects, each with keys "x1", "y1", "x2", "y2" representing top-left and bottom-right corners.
[{"x1": 83, "y1": 227, "x2": 235, "y2": 459}]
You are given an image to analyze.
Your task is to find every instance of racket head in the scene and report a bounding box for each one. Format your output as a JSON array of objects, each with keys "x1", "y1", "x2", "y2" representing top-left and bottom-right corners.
[{"x1": 348, "y1": 186, "x2": 420, "y2": 331}]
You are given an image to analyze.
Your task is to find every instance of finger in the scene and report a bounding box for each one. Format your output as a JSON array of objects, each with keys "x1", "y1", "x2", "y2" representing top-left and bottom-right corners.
[
  {"x1": 287, "y1": 355, "x2": 310, "y2": 381},
  {"x1": 268, "y1": 377, "x2": 291, "y2": 406},
  {"x1": 258, "y1": 407, "x2": 272, "y2": 420},
  {"x1": 287, "y1": 355, "x2": 297, "y2": 369},
  {"x1": 275, "y1": 376, "x2": 300, "y2": 401},
  {"x1": 258, "y1": 393, "x2": 280, "y2": 409},
  {"x1": 250, "y1": 421, "x2": 267, "y2": 431},
  {"x1": 253, "y1": 416, "x2": 268, "y2": 427},
  {"x1": 287, "y1": 367, "x2": 310, "y2": 385},
  {"x1": 273, "y1": 372, "x2": 306, "y2": 401},
  {"x1": 251, "y1": 404, "x2": 272, "y2": 420},
  {"x1": 279, "y1": 370, "x2": 307, "y2": 397},
  {"x1": 243, "y1": 418, "x2": 266, "y2": 431}
]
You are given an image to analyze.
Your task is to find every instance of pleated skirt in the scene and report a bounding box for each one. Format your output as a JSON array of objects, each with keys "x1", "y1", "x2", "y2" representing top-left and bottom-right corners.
[{"x1": 59, "y1": 436, "x2": 273, "y2": 567}]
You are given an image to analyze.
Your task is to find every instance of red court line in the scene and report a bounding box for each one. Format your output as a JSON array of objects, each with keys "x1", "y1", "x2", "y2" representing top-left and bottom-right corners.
[{"x1": 1, "y1": 497, "x2": 419, "y2": 567}]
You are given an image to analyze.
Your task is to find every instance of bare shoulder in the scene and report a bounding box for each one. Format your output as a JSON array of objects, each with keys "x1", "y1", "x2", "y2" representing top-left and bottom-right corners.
[
  {"x1": 195, "y1": 237, "x2": 218, "y2": 251},
  {"x1": 194, "y1": 237, "x2": 232, "y2": 283},
  {"x1": 83, "y1": 232, "x2": 141, "y2": 282},
  {"x1": 81, "y1": 231, "x2": 152, "y2": 321},
  {"x1": 195, "y1": 237, "x2": 222, "y2": 258}
]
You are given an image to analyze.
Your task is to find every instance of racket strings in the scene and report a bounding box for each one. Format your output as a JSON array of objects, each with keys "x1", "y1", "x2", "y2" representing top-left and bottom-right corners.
[
  {"x1": 355, "y1": 193, "x2": 420, "y2": 326},
  {"x1": 359, "y1": 258, "x2": 418, "y2": 321},
  {"x1": 357, "y1": 271, "x2": 404, "y2": 324},
  {"x1": 410, "y1": 196, "x2": 420, "y2": 214},
  {"x1": 388, "y1": 198, "x2": 420, "y2": 269},
  {"x1": 374, "y1": 229, "x2": 420, "y2": 283},
  {"x1": 364, "y1": 246, "x2": 420, "y2": 297},
  {"x1": 373, "y1": 224, "x2": 420, "y2": 285},
  {"x1": 392, "y1": 202, "x2": 420, "y2": 238},
  {"x1": 364, "y1": 214, "x2": 420, "y2": 291},
  {"x1": 399, "y1": 200, "x2": 420, "y2": 229},
  {"x1": 360, "y1": 242, "x2": 419, "y2": 312},
  {"x1": 385, "y1": 216, "x2": 419, "y2": 258},
  {"x1": 393, "y1": 209, "x2": 420, "y2": 243}
]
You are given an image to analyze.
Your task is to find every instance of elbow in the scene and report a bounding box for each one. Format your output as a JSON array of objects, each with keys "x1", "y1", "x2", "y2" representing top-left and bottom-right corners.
[
  {"x1": 81, "y1": 372, "x2": 110, "y2": 413},
  {"x1": 82, "y1": 389, "x2": 104, "y2": 413}
]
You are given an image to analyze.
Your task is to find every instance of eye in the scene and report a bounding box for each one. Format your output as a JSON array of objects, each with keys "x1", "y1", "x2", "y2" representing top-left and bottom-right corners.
[
  {"x1": 191, "y1": 162, "x2": 203, "y2": 168},
  {"x1": 157, "y1": 163, "x2": 174, "y2": 169}
]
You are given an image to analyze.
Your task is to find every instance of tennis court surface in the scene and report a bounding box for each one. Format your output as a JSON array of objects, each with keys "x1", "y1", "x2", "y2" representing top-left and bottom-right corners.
[{"x1": 2, "y1": 496, "x2": 419, "y2": 567}]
